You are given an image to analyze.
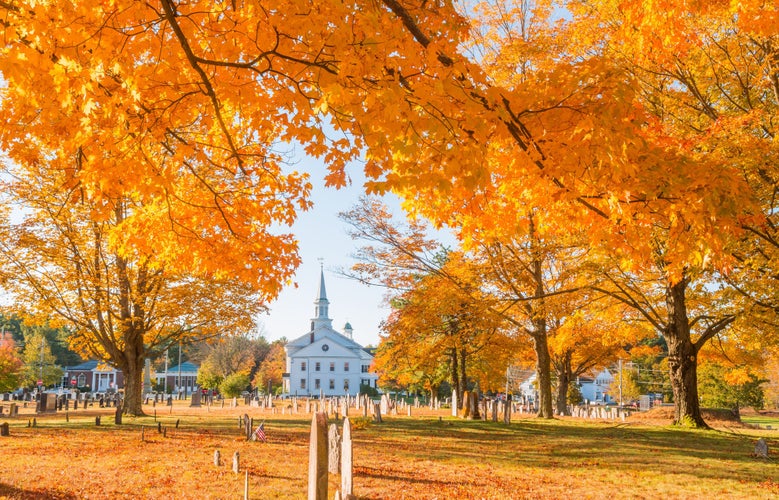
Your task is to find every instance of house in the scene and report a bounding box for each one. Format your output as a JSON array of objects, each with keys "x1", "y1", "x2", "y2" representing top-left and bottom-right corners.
[
  {"x1": 282, "y1": 268, "x2": 379, "y2": 397},
  {"x1": 64, "y1": 360, "x2": 124, "y2": 392},
  {"x1": 578, "y1": 368, "x2": 614, "y2": 404},
  {"x1": 155, "y1": 361, "x2": 199, "y2": 395}
]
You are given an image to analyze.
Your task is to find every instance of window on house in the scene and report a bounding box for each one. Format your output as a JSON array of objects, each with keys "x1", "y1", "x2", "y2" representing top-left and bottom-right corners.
[
  {"x1": 344, "y1": 362, "x2": 349, "y2": 372},
  {"x1": 301, "y1": 361, "x2": 306, "y2": 371},
  {"x1": 315, "y1": 362, "x2": 321, "y2": 371},
  {"x1": 343, "y1": 379, "x2": 349, "y2": 391},
  {"x1": 330, "y1": 362, "x2": 335, "y2": 372},
  {"x1": 77, "y1": 374, "x2": 86, "y2": 387},
  {"x1": 361, "y1": 365, "x2": 369, "y2": 373},
  {"x1": 300, "y1": 379, "x2": 306, "y2": 389},
  {"x1": 315, "y1": 379, "x2": 321, "y2": 389},
  {"x1": 329, "y1": 379, "x2": 335, "y2": 390},
  {"x1": 361, "y1": 378, "x2": 368, "y2": 387}
]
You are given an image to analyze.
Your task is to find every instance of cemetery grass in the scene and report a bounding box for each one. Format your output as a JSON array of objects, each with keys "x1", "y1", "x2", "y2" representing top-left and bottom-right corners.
[{"x1": 0, "y1": 404, "x2": 778, "y2": 499}]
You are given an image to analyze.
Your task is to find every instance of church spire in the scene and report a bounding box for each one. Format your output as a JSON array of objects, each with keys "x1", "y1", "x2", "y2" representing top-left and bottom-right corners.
[{"x1": 312, "y1": 262, "x2": 332, "y2": 330}]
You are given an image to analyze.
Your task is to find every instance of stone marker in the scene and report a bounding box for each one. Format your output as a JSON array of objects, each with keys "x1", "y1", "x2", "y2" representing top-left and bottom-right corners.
[
  {"x1": 190, "y1": 392, "x2": 202, "y2": 407},
  {"x1": 0, "y1": 422, "x2": 9, "y2": 437},
  {"x1": 755, "y1": 438, "x2": 769, "y2": 458},
  {"x1": 328, "y1": 423, "x2": 341, "y2": 474},
  {"x1": 341, "y1": 418, "x2": 353, "y2": 500},
  {"x1": 308, "y1": 412, "x2": 328, "y2": 500},
  {"x1": 451, "y1": 390, "x2": 458, "y2": 417},
  {"x1": 214, "y1": 449, "x2": 221, "y2": 466},
  {"x1": 233, "y1": 451, "x2": 240, "y2": 474},
  {"x1": 373, "y1": 403, "x2": 382, "y2": 423}
]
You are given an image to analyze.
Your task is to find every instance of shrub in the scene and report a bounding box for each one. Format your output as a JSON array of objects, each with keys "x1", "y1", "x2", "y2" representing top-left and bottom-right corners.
[{"x1": 219, "y1": 373, "x2": 250, "y2": 398}]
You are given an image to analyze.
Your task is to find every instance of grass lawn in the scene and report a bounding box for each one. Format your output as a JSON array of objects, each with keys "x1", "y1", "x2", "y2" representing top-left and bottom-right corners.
[{"x1": 0, "y1": 402, "x2": 777, "y2": 499}]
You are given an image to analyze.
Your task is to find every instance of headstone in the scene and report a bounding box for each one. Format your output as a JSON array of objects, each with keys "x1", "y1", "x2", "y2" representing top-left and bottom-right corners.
[
  {"x1": 452, "y1": 390, "x2": 458, "y2": 417},
  {"x1": 341, "y1": 418, "x2": 353, "y2": 500},
  {"x1": 460, "y1": 391, "x2": 471, "y2": 419},
  {"x1": 503, "y1": 395, "x2": 511, "y2": 424},
  {"x1": 0, "y1": 422, "x2": 9, "y2": 437},
  {"x1": 190, "y1": 391, "x2": 202, "y2": 407},
  {"x1": 308, "y1": 412, "x2": 328, "y2": 500},
  {"x1": 9, "y1": 403, "x2": 17, "y2": 417},
  {"x1": 328, "y1": 423, "x2": 341, "y2": 474},
  {"x1": 492, "y1": 399, "x2": 498, "y2": 422},
  {"x1": 755, "y1": 438, "x2": 769, "y2": 458},
  {"x1": 214, "y1": 449, "x2": 221, "y2": 466},
  {"x1": 244, "y1": 413, "x2": 252, "y2": 440},
  {"x1": 232, "y1": 451, "x2": 240, "y2": 474},
  {"x1": 373, "y1": 403, "x2": 382, "y2": 423},
  {"x1": 95, "y1": 416, "x2": 101, "y2": 426}
]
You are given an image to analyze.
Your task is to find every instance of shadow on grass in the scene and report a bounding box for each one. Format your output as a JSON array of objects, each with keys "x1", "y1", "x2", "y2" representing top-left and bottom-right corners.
[
  {"x1": 356, "y1": 416, "x2": 778, "y2": 485},
  {"x1": 0, "y1": 482, "x2": 78, "y2": 500}
]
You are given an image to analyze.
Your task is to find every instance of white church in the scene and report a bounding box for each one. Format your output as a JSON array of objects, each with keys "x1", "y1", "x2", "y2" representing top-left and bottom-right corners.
[{"x1": 282, "y1": 269, "x2": 379, "y2": 397}]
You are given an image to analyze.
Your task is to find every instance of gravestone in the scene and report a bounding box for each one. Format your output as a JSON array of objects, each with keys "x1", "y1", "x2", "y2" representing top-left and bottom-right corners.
[
  {"x1": 755, "y1": 438, "x2": 769, "y2": 458},
  {"x1": 233, "y1": 451, "x2": 240, "y2": 474},
  {"x1": 308, "y1": 412, "x2": 328, "y2": 500},
  {"x1": 0, "y1": 422, "x2": 9, "y2": 436},
  {"x1": 373, "y1": 403, "x2": 382, "y2": 423},
  {"x1": 452, "y1": 390, "x2": 458, "y2": 417},
  {"x1": 244, "y1": 413, "x2": 252, "y2": 440},
  {"x1": 95, "y1": 416, "x2": 101, "y2": 426},
  {"x1": 503, "y1": 395, "x2": 511, "y2": 424},
  {"x1": 190, "y1": 391, "x2": 201, "y2": 407},
  {"x1": 341, "y1": 418, "x2": 353, "y2": 500},
  {"x1": 38, "y1": 393, "x2": 57, "y2": 414},
  {"x1": 328, "y1": 423, "x2": 341, "y2": 474},
  {"x1": 214, "y1": 449, "x2": 221, "y2": 466}
]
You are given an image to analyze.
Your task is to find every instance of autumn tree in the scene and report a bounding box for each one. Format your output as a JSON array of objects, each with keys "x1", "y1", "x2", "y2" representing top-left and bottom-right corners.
[
  {"x1": 196, "y1": 335, "x2": 264, "y2": 391},
  {"x1": 19, "y1": 331, "x2": 62, "y2": 389},
  {"x1": 1, "y1": 0, "x2": 765, "y2": 426},
  {"x1": 0, "y1": 331, "x2": 22, "y2": 391},
  {"x1": 253, "y1": 340, "x2": 287, "y2": 395},
  {"x1": 0, "y1": 166, "x2": 265, "y2": 415}
]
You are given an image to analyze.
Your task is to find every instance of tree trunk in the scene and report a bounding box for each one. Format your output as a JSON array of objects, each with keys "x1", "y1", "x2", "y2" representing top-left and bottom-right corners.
[
  {"x1": 119, "y1": 338, "x2": 146, "y2": 416},
  {"x1": 664, "y1": 278, "x2": 707, "y2": 428},
  {"x1": 449, "y1": 348, "x2": 462, "y2": 409},
  {"x1": 554, "y1": 352, "x2": 572, "y2": 416},
  {"x1": 532, "y1": 332, "x2": 554, "y2": 419}
]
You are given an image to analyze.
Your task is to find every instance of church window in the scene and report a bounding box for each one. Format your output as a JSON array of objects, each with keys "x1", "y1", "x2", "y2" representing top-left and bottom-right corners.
[
  {"x1": 361, "y1": 365, "x2": 369, "y2": 373},
  {"x1": 344, "y1": 362, "x2": 349, "y2": 372},
  {"x1": 315, "y1": 362, "x2": 321, "y2": 371},
  {"x1": 300, "y1": 379, "x2": 306, "y2": 389},
  {"x1": 315, "y1": 379, "x2": 321, "y2": 389},
  {"x1": 329, "y1": 362, "x2": 335, "y2": 372},
  {"x1": 301, "y1": 362, "x2": 306, "y2": 371},
  {"x1": 329, "y1": 379, "x2": 335, "y2": 390},
  {"x1": 343, "y1": 379, "x2": 349, "y2": 391},
  {"x1": 77, "y1": 374, "x2": 86, "y2": 387}
]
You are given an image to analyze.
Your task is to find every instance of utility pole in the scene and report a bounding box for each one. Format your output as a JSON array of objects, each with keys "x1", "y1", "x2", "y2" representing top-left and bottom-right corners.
[
  {"x1": 163, "y1": 349, "x2": 169, "y2": 394},
  {"x1": 618, "y1": 359, "x2": 623, "y2": 407},
  {"x1": 39, "y1": 336, "x2": 45, "y2": 388},
  {"x1": 177, "y1": 341, "x2": 183, "y2": 399}
]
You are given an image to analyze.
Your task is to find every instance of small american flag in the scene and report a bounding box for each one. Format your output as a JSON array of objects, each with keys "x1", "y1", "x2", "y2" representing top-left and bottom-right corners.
[{"x1": 253, "y1": 423, "x2": 266, "y2": 442}]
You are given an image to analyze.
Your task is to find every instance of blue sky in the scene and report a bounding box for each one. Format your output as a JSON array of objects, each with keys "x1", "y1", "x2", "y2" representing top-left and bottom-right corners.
[{"x1": 257, "y1": 159, "x2": 399, "y2": 348}]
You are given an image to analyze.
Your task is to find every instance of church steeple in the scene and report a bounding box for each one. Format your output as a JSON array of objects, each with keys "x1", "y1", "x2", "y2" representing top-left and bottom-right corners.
[{"x1": 312, "y1": 263, "x2": 332, "y2": 330}]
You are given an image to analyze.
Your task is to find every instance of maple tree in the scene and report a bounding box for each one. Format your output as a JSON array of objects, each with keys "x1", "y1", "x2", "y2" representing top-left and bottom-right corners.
[
  {"x1": 0, "y1": 166, "x2": 264, "y2": 414},
  {"x1": 252, "y1": 339, "x2": 287, "y2": 395},
  {"x1": 19, "y1": 330, "x2": 62, "y2": 388},
  {"x1": 1, "y1": 0, "x2": 774, "y2": 427},
  {"x1": 0, "y1": 331, "x2": 22, "y2": 391}
]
